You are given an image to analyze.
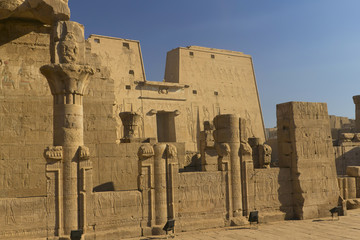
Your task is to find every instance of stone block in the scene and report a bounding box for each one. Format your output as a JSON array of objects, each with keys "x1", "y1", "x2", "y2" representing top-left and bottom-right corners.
[
  {"x1": 0, "y1": 0, "x2": 70, "y2": 24},
  {"x1": 277, "y1": 102, "x2": 339, "y2": 219}
]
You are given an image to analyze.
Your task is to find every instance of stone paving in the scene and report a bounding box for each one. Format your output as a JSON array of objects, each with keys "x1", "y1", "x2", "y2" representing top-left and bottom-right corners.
[{"x1": 127, "y1": 209, "x2": 360, "y2": 240}]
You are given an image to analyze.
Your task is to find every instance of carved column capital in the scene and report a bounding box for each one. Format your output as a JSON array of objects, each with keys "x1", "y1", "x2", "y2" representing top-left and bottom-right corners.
[
  {"x1": 138, "y1": 143, "x2": 155, "y2": 159},
  {"x1": 119, "y1": 111, "x2": 142, "y2": 141},
  {"x1": 45, "y1": 146, "x2": 63, "y2": 161},
  {"x1": 78, "y1": 146, "x2": 90, "y2": 161},
  {"x1": 40, "y1": 63, "x2": 94, "y2": 96}
]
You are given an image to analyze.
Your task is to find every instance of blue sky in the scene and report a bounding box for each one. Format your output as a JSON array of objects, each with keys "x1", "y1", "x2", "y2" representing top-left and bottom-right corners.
[{"x1": 69, "y1": 0, "x2": 360, "y2": 128}]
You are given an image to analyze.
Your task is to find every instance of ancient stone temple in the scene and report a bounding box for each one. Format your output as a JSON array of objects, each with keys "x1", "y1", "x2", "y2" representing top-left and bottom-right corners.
[{"x1": 0, "y1": 1, "x2": 348, "y2": 240}]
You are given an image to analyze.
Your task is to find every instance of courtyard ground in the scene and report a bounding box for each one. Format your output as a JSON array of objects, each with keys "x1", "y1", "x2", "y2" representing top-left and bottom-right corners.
[{"x1": 127, "y1": 209, "x2": 360, "y2": 240}]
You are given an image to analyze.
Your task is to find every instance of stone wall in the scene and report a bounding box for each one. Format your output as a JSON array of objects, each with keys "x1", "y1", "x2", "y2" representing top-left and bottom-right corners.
[
  {"x1": 335, "y1": 145, "x2": 360, "y2": 175},
  {"x1": 277, "y1": 102, "x2": 339, "y2": 219},
  {"x1": 0, "y1": 197, "x2": 50, "y2": 239},
  {"x1": 247, "y1": 168, "x2": 293, "y2": 221},
  {"x1": 0, "y1": 20, "x2": 52, "y2": 198},
  {"x1": 176, "y1": 172, "x2": 227, "y2": 231},
  {"x1": 86, "y1": 191, "x2": 143, "y2": 239}
]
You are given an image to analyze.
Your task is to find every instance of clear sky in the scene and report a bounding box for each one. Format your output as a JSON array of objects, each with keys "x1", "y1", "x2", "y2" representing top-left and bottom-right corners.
[{"x1": 69, "y1": 0, "x2": 360, "y2": 128}]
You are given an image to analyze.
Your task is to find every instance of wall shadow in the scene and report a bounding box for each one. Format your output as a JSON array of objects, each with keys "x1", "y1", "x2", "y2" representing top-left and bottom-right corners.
[{"x1": 93, "y1": 182, "x2": 115, "y2": 192}]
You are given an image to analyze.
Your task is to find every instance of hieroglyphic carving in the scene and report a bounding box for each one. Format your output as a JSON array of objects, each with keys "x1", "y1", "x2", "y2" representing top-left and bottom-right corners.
[
  {"x1": 1, "y1": 60, "x2": 14, "y2": 89},
  {"x1": 277, "y1": 102, "x2": 339, "y2": 219},
  {"x1": 46, "y1": 159, "x2": 62, "y2": 236}
]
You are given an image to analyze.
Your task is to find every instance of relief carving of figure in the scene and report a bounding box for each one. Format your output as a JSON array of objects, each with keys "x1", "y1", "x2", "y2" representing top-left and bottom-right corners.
[{"x1": 58, "y1": 33, "x2": 79, "y2": 64}]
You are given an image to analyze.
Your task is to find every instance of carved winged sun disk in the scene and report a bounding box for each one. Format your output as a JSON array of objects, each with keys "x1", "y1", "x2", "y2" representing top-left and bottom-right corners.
[{"x1": 40, "y1": 63, "x2": 94, "y2": 96}]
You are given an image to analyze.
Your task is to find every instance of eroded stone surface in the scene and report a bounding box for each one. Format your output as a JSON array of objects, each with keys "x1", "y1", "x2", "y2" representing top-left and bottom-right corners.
[
  {"x1": 277, "y1": 102, "x2": 339, "y2": 219},
  {"x1": 0, "y1": 0, "x2": 70, "y2": 24}
]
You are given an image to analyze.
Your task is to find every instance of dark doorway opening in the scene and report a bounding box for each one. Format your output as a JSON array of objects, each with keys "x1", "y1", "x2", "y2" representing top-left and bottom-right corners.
[{"x1": 156, "y1": 112, "x2": 176, "y2": 142}]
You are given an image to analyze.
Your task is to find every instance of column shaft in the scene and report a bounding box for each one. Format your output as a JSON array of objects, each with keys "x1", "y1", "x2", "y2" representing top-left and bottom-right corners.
[
  {"x1": 153, "y1": 144, "x2": 168, "y2": 225},
  {"x1": 54, "y1": 102, "x2": 83, "y2": 234}
]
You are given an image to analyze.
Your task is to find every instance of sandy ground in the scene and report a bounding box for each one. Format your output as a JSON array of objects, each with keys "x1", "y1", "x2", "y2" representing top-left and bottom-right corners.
[{"x1": 125, "y1": 209, "x2": 360, "y2": 240}]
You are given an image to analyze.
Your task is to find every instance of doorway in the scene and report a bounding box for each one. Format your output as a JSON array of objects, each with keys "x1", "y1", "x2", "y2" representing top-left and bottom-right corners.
[{"x1": 156, "y1": 112, "x2": 176, "y2": 142}]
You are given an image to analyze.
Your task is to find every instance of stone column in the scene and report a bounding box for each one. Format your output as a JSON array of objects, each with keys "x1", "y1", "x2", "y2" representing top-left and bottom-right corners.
[
  {"x1": 214, "y1": 114, "x2": 242, "y2": 218},
  {"x1": 41, "y1": 21, "x2": 94, "y2": 237},
  {"x1": 153, "y1": 144, "x2": 168, "y2": 227},
  {"x1": 353, "y1": 95, "x2": 360, "y2": 132}
]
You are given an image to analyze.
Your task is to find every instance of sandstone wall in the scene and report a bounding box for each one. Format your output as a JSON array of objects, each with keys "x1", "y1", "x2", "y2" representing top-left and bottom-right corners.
[
  {"x1": 334, "y1": 145, "x2": 360, "y2": 175},
  {"x1": 176, "y1": 172, "x2": 227, "y2": 231},
  {"x1": 86, "y1": 35, "x2": 145, "y2": 141},
  {"x1": 0, "y1": 20, "x2": 52, "y2": 198},
  {"x1": 0, "y1": 197, "x2": 50, "y2": 239},
  {"x1": 247, "y1": 168, "x2": 293, "y2": 220},
  {"x1": 86, "y1": 191, "x2": 142, "y2": 239},
  {"x1": 277, "y1": 102, "x2": 339, "y2": 219}
]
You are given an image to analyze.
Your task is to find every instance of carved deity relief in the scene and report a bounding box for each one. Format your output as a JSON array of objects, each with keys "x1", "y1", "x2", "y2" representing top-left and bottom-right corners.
[
  {"x1": 58, "y1": 32, "x2": 79, "y2": 64},
  {"x1": 1, "y1": 60, "x2": 14, "y2": 89},
  {"x1": 51, "y1": 21, "x2": 86, "y2": 65}
]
